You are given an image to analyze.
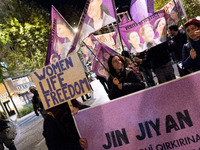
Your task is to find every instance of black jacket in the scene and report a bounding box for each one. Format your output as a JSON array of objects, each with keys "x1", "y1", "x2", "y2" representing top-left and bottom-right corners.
[{"x1": 108, "y1": 68, "x2": 145, "y2": 100}]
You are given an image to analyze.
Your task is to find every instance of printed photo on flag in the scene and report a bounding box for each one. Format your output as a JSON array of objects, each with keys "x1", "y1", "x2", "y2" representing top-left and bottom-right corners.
[
  {"x1": 68, "y1": 0, "x2": 117, "y2": 54},
  {"x1": 162, "y1": 0, "x2": 186, "y2": 25},
  {"x1": 92, "y1": 43, "x2": 118, "y2": 79},
  {"x1": 86, "y1": 0, "x2": 116, "y2": 31},
  {"x1": 45, "y1": 6, "x2": 75, "y2": 65},
  {"x1": 82, "y1": 34, "x2": 118, "y2": 79},
  {"x1": 119, "y1": 10, "x2": 167, "y2": 54}
]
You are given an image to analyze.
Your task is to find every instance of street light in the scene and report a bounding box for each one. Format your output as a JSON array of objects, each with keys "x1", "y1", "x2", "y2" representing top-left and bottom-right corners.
[{"x1": 73, "y1": 27, "x2": 78, "y2": 33}]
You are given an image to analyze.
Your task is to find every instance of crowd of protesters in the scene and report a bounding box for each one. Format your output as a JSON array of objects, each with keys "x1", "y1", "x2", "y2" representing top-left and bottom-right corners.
[
  {"x1": 1, "y1": 18, "x2": 199, "y2": 150},
  {"x1": 106, "y1": 18, "x2": 200, "y2": 99}
]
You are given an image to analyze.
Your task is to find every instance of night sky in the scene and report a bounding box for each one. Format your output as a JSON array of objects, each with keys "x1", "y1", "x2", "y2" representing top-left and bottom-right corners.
[
  {"x1": 33, "y1": 0, "x2": 131, "y2": 14},
  {"x1": 31, "y1": 0, "x2": 131, "y2": 26}
]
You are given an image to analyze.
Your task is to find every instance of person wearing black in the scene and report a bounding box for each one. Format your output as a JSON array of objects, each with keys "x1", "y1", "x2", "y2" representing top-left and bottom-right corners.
[
  {"x1": 43, "y1": 100, "x2": 89, "y2": 150},
  {"x1": 29, "y1": 86, "x2": 47, "y2": 118},
  {"x1": 182, "y1": 18, "x2": 200, "y2": 72},
  {"x1": 134, "y1": 51, "x2": 156, "y2": 87},
  {"x1": 135, "y1": 41, "x2": 176, "y2": 84},
  {"x1": 169, "y1": 25, "x2": 190, "y2": 76},
  {"x1": 107, "y1": 55, "x2": 145, "y2": 100},
  {"x1": 0, "y1": 111, "x2": 17, "y2": 150}
]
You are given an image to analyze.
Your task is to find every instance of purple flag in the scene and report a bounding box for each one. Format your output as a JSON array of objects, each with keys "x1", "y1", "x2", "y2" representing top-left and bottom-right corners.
[
  {"x1": 130, "y1": 0, "x2": 154, "y2": 23},
  {"x1": 45, "y1": 6, "x2": 75, "y2": 65},
  {"x1": 68, "y1": 0, "x2": 117, "y2": 54},
  {"x1": 119, "y1": 10, "x2": 167, "y2": 54},
  {"x1": 92, "y1": 43, "x2": 118, "y2": 79}
]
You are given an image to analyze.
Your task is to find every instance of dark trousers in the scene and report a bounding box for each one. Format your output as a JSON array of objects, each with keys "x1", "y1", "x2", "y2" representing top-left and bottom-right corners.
[{"x1": 155, "y1": 62, "x2": 176, "y2": 84}]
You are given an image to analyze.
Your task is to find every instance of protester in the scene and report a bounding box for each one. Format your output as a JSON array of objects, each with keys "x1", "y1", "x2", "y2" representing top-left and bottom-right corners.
[
  {"x1": 29, "y1": 86, "x2": 48, "y2": 118},
  {"x1": 43, "y1": 100, "x2": 89, "y2": 150},
  {"x1": 120, "y1": 52, "x2": 143, "y2": 81},
  {"x1": 168, "y1": 25, "x2": 190, "y2": 76},
  {"x1": 139, "y1": 24, "x2": 160, "y2": 50},
  {"x1": 135, "y1": 41, "x2": 176, "y2": 84},
  {"x1": 182, "y1": 18, "x2": 200, "y2": 72},
  {"x1": 133, "y1": 51, "x2": 156, "y2": 87},
  {"x1": 0, "y1": 111, "x2": 17, "y2": 150},
  {"x1": 107, "y1": 54, "x2": 145, "y2": 100},
  {"x1": 154, "y1": 17, "x2": 167, "y2": 42},
  {"x1": 87, "y1": 0, "x2": 115, "y2": 30}
]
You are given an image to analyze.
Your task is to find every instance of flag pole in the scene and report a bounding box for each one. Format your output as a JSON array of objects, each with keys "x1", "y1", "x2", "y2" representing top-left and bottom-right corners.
[
  {"x1": 112, "y1": 0, "x2": 125, "y2": 54},
  {"x1": 82, "y1": 41, "x2": 113, "y2": 79},
  {"x1": 172, "y1": 0, "x2": 192, "y2": 48}
]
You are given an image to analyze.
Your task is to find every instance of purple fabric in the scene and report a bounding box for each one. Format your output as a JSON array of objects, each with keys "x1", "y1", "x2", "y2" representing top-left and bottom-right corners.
[
  {"x1": 45, "y1": 6, "x2": 75, "y2": 65},
  {"x1": 130, "y1": 0, "x2": 154, "y2": 23},
  {"x1": 75, "y1": 71, "x2": 200, "y2": 149},
  {"x1": 91, "y1": 42, "x2": 118, "y2": 79},
  {"x1": 68, "y1": 0, "x2": 117, "y2": 54},
  {"x1": 119, "y1": 10, "x2": 167, "y2": 53}
]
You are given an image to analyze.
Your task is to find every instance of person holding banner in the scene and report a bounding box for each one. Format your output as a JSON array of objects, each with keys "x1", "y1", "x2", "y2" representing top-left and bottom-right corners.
[
  {"x1": 107, "y1": 55, "x2": 145, "y2": 100},
  {"x1": 182, "y1": 18, "x2": 200, "y2": 72},
  {"x1": 87, "y1": 0, "x2": 116, "y2": 30},
  {"x1": 43, "y1": 100, "x2": 89, "y2": 150}
]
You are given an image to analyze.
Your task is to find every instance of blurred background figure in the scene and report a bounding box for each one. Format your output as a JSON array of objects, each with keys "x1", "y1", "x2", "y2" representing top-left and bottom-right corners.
[{"x1": 29, "y1": 86, "x2": 47, "y2": 118}]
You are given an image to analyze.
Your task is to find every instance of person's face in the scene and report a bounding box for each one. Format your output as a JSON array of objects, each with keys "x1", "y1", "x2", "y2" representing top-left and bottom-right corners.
[
  {"x1": 103, "y1": 52, "x2": 110, "y2": 59},
  {"x1": 128, "y1": 32, "x2": 140, "y2": 47},
  {"x1": 111, "y1": 56, "x2": 123, "y2": 72},
  {"x1": 51, "y1": 57, "x2": 59, "y2": 64},
  {"x1": 156, "y1": 19, "x2": 166, "y2": 36},
  {"x1": 186, "y1": 25, "x2": 200, "y2": 41},
  {"x1": 87, "y1": 0, "x2": 102, "y2": 18},
  {"x1": 57, "y1": 23, "x2": 71, "y2": 38},
  {"x1": 143, "y1": 26, "x2": 155, "y2": 42},
  {"x1": 98, "y1": 68, "x2": 108, "y2": 76},
  {"x1": 170, "y1": 10, "x2": 178, "y2": 21}
]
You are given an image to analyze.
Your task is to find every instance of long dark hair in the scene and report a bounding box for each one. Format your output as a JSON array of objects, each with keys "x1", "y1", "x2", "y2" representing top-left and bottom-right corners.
[{"x1": 108, "y1": 54, "x2": 125, "y2": 77}]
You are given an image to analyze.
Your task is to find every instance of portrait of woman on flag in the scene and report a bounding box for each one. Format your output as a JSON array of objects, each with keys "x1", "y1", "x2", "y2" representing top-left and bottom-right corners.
[{"x1": 87, "y1": 0, "x2": 116, "y2": 31}]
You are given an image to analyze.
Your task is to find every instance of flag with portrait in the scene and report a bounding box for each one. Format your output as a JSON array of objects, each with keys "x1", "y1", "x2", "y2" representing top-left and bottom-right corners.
[
  {"x1": 68, "y1": 0, "x2": 117, "y2": 54},
  {"x1": 162, "y1": 0, "x2": 186, "y2": 25},
  {"x1": 119, "y1": 10, "x2": 167, "y2": 54},
  {"x1": 45, "y1": 6, "x2": 75, "y2": 65}
]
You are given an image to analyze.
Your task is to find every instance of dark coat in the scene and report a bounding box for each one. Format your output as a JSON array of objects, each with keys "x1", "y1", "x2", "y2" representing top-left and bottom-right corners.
[
  {"x1": 43, "y1": 101, "x2": 89, "y2": 150},
  {"x1": 182, "y1": 39, "x2": 200, "y2": 72},
  {"x1": 108, "y1": 68, "x2": 145, "y2": 100}
]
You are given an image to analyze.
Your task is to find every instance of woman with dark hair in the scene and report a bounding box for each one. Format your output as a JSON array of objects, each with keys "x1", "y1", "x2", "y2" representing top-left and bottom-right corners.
[
  {"x1": 87, "y1": 0, "x2": 115, "y2": 30},
  {"x1": 182, "y1": 18, "x2": 200, "y2": 72},
  {"x1": 107, "y1": 55, "x2": 145, "y2": 100}
]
